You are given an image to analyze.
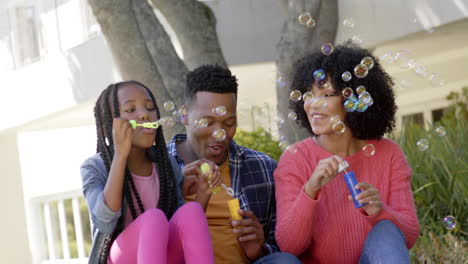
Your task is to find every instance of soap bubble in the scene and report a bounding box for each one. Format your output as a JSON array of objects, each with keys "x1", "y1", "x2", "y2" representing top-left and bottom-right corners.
[
  {"x1": 416, "y1": 139, "x2": 429, "y2": 151},
  {"x1": 160, "y1": 116, "x2": 175, "y2": 128},
  {"x1": 311, "y1": 97, "x2": 327, "y2": 109},
  {"x1": 361, "y1": 57, "x2": 374, "y2": 70},
  {"x1": 352, "y1": 35, "x2": 363, "y2": 44},
  {"x1": 279, "y1": 141, "x2": 289, "y2": 150},
  {"x1": 298, "y1": 12, "x2": 312, "y2": 25},
  {"x1": 354, "y1": 64, "x2": 369, "y2": 78},
  {"x1": 435, "y1": 126, "x2": 446, "y2": 137},
  {"x1": 195, "y1": 118, "x2": 209, "y2": 128},
  {"x1": 356, "y1": 100, "x2": 368, "y2": 112},
  {"x1": 163, "y1": 101, "x2": 175, "y2": 112},
  {"x1": 443, "y1": 215, "x2": 456, "y2": 230},
  {"x1": 332, "y1": 120, "x2": 346, "y2": 134},
  {"x1": 302, "y1": 91, "x2": 314, "y2": 102},
  {"x1": 356, "y1": 85, "x2": 366, "y2": 95},
  {"x1": 344, "y1": 99, "x2": 357, "y2": 112},
  {"x1": 306, "y1": 18, "x2": 316, "y2": 28},
  {"x1": 323, "y1": 82, "x2": 332, "y2": 89},
  {"x1": 342, "y1": 71, "x2": 352, "y2": 82},
  {"x1": 212, "y1": 129, "x2": 227, "y2": 141},
  {"x1": 358, "y1": 91, "x2": 372, "y2": 105},
  {"x1": 288, "y1": 112, "x2": 297, "y2": 120},
  {"x1": 212, "y1": 105, "x2": 227, "y2": 116},
  {"x1": 343, "y1": 18, "x2": 355, "y2": 28},
  {"x1": 329, "y1": 115, "x2": 341, "y2": 124},
  {"x1": 290, "y1": 90, "x2": 302, "y2": 102},
  {"x1": 313, "y1": 69, "x2": 326, "y2": 81},
  {"x1": 321, "y1": 43, "x2": 334, "y2": 56},
  {"x1": 362, "y1": 144, "x2": 376, "y2": 156},
  {"x1": 342, "y1": 87, "x2": 354, "y2": 99}
]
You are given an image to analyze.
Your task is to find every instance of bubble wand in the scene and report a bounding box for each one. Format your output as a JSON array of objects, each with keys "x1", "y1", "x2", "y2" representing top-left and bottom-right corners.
[
  {"x1": 200, "y1": 163, "x2": 241, "y2": 221},
  {"x1": 129, "y1": 120, "x2": 160, "y2": 129}
]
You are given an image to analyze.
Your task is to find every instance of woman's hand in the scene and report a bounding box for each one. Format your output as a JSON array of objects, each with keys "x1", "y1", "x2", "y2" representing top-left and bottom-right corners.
[
  {"x1": 112, "y1": 118, "x2": 133, "y2": 158},
  {"x1": 350, "y1": 182, "x2": 383, "y2": 215},
  {"x1": 305, "y1": 155, "x2": 345, "y2": 199}
]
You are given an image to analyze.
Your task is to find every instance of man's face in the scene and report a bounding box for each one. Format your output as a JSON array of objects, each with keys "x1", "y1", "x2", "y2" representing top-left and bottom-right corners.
[{"x1": 184, "y1": 91, "x2": 237, "y2": 165}]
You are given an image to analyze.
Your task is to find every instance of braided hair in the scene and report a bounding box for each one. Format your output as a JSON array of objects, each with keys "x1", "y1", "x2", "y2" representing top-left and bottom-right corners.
[{"x1": 93, "y1": 81, "x2": 179, "y2": 262}]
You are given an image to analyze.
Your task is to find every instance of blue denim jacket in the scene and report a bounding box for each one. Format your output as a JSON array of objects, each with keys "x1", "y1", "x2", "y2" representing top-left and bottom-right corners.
[{"x1": 167, "y1": 134, "x2": 280, "y2": 254}]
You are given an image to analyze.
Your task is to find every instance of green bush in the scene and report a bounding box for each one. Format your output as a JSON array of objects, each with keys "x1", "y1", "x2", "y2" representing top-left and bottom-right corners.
[
  {"x1": 391, "y1": 89, "x2": 468, "y2": 263},
  {"x1": 233, "y1": 128, "x2": 283, "y2": 161}
]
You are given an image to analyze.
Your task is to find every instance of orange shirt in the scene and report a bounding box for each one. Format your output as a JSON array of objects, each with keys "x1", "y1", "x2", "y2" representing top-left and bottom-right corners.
[{"x1": 185, "y1": 159, "x2": 249, "y2": 264}]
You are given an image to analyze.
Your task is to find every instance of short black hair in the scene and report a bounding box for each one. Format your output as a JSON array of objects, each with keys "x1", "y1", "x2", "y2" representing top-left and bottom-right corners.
[
  {"x1": 289, "y1": 42, "x2": 397, "y2": 139},
  {"x1": 185, "y1": 64, "x2": 238, "y2": 105}
]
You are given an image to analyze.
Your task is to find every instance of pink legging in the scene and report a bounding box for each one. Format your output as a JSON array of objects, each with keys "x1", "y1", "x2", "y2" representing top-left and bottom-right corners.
[{"x1": 108, "y1": 202, "x2": 214, "y2": 264}]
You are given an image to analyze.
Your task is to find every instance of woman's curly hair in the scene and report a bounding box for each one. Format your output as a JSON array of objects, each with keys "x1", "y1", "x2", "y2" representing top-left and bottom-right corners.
[{"x1": 288, "y1": 42, "x2": 397, "y2": 139}]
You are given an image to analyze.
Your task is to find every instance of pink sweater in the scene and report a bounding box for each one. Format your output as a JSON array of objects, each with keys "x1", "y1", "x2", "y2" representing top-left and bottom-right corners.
[{"x1": 274, "y1": 138, "x2": 419, "y2": 264}]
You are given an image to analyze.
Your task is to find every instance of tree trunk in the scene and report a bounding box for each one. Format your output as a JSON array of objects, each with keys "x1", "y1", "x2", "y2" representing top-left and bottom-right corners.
[
  {"x1": 148, "y1": 0, "x2": 227, "y2": 69},
  {"x1": 276, "y1": 0, "x2": 338, "y2": 144},
  {"x1": 88, "y1": 0, "x2": 227, "y2": 139}
]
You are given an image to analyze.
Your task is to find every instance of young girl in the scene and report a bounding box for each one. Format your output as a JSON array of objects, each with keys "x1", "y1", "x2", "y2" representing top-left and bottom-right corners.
[
  {"x1": 81, "y1": 80, "x2": 216, "y2": 264},
  {"x1": 274, "y1": 44, "x2": 420, "y2": 263}
]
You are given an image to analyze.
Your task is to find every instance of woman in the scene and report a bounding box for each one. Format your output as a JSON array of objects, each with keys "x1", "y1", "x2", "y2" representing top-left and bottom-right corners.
[{"x1": 274, "y1": 43, "x2": 419, "y2": 263}]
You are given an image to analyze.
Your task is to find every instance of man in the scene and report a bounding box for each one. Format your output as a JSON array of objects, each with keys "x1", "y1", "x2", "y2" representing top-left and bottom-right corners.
[{"x1": 167, "y1": 65, "x2": 300, "y2": 263}]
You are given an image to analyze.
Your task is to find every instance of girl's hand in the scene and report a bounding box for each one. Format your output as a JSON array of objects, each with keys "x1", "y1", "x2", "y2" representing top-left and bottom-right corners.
[
  {"x1": 305, "y1": 155, "x2": 345, "y2": 198},
  {"x1": 351, "y1": 182, "x2": 383, "y2": 215},
  {"x1": 112, "y1": 118, "x2": 133, "y2": 158}
]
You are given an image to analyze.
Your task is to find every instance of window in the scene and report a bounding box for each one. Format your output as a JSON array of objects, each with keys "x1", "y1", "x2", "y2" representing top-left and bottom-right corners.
[
  {"x1": 81, "y1": 0, "x2": 100, "y2": 38},
  {"x1": 14, "y1": 5, "x2": 42, "y2": 65},
  {"x1": 402, "y1": 112, "x2": 424, "y2": 128},
  {"x1": 432, "y1": 108, "x2": 447, "y2": 124},
  {"x1": 0, "y1": 11, "x2": 15, "y2": 71}
]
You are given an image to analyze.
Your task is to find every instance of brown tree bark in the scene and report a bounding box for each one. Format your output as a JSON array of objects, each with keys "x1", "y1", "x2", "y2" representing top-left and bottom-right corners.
[{"x1": 276, "y1": 0, "x2": 338, "y2": 144}]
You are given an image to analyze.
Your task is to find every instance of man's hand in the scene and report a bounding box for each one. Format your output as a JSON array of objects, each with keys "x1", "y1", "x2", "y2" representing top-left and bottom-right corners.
[
  {"x1": 181, "y1": 158, "x2": 221, "y2": 196},
  {"x1": 231, "y1": 209, "x2": 266, "y2": 261}
]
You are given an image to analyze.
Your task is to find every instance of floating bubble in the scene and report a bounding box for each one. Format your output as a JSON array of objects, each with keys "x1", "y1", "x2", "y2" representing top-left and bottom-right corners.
[
  {"x1": 343, "y1": 18, "x2": 355, "y2": 28},
  {"x1": 362, "y1": 144, "x2": 376, "y2": 156},
  {"x1": 323, "y1": 82, "x2": 332, "y2": 89},
  {"x1": 358, "y1": 91, "x2": 372, "y2": 105},
  {"x1": 276, "y1": 76, "x2": 286, "y2": 88},
  {"x1": 160, "y1": 116, "x2": 175, "y2": 128},
  {"x1": 344, "y1": 99, "x2": 357, "y2": 112},
  {"x1": 443, "y1": 216, "x2": 456, "y2": 230},
  {"x1": 313, "y1": 69, "x2": 326, "y2": 81},
  {"x1": 366, "y1": 97, "x2": 374, "y2": 107},
  {"x1": 298, "y1": 12, "x2": 312, "y2": 25},
  {"x1": 435, "y1": 126, "x2": 446, "y2": 137},
  {"x1": 329, "y1": 115, "x2": 341, "y2": 124},
  {"x1": 416, "y1": 139, "x2": 429, "y2": 151},
  {"x1": 163, "y1": 101, "x2": 175, "y2": 112},
  {"x1": 195, "y1": 118, "x2": 209, "y2": 128},
  {"x1": 356, "y1": 100, "x2": 368, "y2": 112},
  {"x1": 285, "y1": 145, "x2": 298, "y2": 153},
  {"x1": 279, "y1": 141, "x2": 289, "y2": 150},
  {"x1": 332, "y1": 121, "x2": 346, "y2": 134},
  {"x1": 342, "y1": 87, "x2": 354, "y2": 99},
  {"x1": 178, "y1": 106, "x2": 187, "y2": 117},
  {"x1": 311, "y1": 97, "x2": 327, "y2": 109},
  {"x1": 342, "y1": 71, "x2": 352, "y2": 82},
  {"x1": 356, "y1": 85, "x2": 366, "y2": 95},
  {"x1": 348, "y1": 94, "x2": 358, "y2": 102},
  {"x1": 172, "y1": 110, "x2": 180, "y2": 119},
  {"x1": 306, "y1": 18, "x2": 316, "y2": 28},
  {"x1": 354, "y1": 64, "x2": 369, "y2": 78},
  {"x1": 302, "y1": 91, "x2": 314, "y2": 102},
  {"x1": 361, "y1": 57, "x2": 374, "y2": 70},
  {"x1": 290, "y1": 90, "x2": 302, "y2": 102},
  {"x1": 380, "y1": 52, "x2": 396, "y2": 64},
  {"x1": 212, "y1": 105, "x2": 227, "y2": 116},
  {"x1": 288, "y1": 112, "x2": 297, "y2": 120},
  {"x1": 212, "y1": 129, "x2": 226, "y2": 141},
  {"x1": 352, "y1": 35, "x2": 363, "y2": 44},
  {"x1": 399, "y1": 79, "x2": 411, "y2": 90},
  {"x1": 321, "y1": 43, "x2": 334, "y2": 56}
]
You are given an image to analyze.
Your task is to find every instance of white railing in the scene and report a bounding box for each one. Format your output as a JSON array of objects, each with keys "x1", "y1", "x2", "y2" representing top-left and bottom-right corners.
[{"x1": 30, "y1": 190, "x2": 91, "y2": 264}]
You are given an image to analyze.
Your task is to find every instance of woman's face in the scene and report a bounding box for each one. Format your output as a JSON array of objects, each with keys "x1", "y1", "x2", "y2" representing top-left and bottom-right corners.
[{"x1": 303, "y1": 81, "x2": 347, "y2": 136}]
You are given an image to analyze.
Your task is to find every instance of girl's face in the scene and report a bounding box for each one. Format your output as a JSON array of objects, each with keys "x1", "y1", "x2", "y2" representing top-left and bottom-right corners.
[
  {"x1": 303, "y1": 81, "x2": 347, "y2": 135},
  {"x1": 117, "y1": 84, "x2": 159, "y2": 149}
]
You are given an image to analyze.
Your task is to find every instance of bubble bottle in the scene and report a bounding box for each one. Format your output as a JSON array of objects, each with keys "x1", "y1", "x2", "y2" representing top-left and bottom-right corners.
[{"x1": 339, "y1": 161, "x2": 367, "y2": 208}]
